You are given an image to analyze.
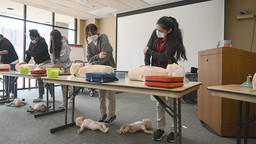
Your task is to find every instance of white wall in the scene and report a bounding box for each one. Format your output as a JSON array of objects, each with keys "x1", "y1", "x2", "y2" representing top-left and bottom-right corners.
[{"x1": 117, "y1": 0, "x2": 224, "y2": 71}]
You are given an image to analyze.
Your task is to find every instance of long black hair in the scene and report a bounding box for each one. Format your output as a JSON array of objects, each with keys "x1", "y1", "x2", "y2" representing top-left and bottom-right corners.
[
  {"x1": 157, "y1": 16, "x2": 187, "y2": 63},
  {"x1": 85, "y1": 23, "x2": 98, "y2": 44},
  {"x1": 50, "y1": 29, "x2": 62, "y2": 59}
]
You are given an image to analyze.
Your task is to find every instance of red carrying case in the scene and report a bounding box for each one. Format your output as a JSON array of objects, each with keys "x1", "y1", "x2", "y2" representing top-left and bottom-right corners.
[
  {"x1": 0, "y1": 68, "x2": 10, "y2": 71},
  {"x1": 145, "y1": 75, "x2": 184, "y2": 88},
  {"x1": 30, "y1": 70, "x2": 47, "y2": 74}
]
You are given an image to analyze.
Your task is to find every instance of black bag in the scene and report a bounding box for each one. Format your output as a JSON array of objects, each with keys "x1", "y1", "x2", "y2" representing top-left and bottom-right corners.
[{"x1": 85, "y1": 72, "x2": 118, "y2": 83}]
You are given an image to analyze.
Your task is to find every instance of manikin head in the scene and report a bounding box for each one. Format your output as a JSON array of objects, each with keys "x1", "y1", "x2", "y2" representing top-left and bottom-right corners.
[
  {"x1": 142, "y1": 119, "x2": 152, "y2": 129},
  {"x1": 75, "y1": 116, "x2": 85, "y2": 127},
  {"x1": 14, "y1": 99, "x2": 21, "y2": 107},
  {"x1": 40, "y1": 104, "x2": 47, "y2": 112}
]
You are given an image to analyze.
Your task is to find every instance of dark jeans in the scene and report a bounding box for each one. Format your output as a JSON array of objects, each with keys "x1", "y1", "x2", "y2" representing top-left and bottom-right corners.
[
  {"x1": 4, "y1": 64, "x2": 17, "y2": 97},
  {"x1": 38, "y1": 79, "x2": 53, "y2": 99},
  {"x1": 37, "y1": 59, "x2": 52, "y2": 99}
]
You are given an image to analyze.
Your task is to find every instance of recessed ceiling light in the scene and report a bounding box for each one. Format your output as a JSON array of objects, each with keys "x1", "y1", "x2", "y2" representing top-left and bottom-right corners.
[
  {"x1": 143, "y1": 0, "x2": 167, "y2": 4},
  {"x1": 77, "y1": 0, "x2": 88, "y2": 3},
  {"x1": 88, "y1": 7, "x2": 117, "y2": 16},
  {"x1": 7, "y1": 8, "x2": 14, "y2": 10}
]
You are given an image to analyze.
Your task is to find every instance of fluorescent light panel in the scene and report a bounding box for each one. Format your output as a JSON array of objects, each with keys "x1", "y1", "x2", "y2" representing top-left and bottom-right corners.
[{"x1": 88, "y1": 7, "x2": 117, "y2": 16}]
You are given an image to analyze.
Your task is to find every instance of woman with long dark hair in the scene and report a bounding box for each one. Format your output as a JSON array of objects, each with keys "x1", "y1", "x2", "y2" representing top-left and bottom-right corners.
[
  {"x1": 144, "y1": 16, "x2": 187, "y2": 143},
  {"x1": 50, "y1": 29, "x2": 73, "y2": 109},
  {"x1": 85, "y1": 23, "x2": 116, "y2": 123}
]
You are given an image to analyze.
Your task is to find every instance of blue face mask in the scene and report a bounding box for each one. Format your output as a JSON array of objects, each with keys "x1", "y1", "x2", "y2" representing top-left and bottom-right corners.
[
  {"x1": 31, "y1": 40, "x2": 37, "y2": 44},
  {"x1": 90, "y1": 34, "x2": 99, "y2": 42}
]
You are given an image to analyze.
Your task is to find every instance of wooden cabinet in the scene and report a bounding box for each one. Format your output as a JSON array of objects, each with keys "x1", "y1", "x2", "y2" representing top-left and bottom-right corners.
[{"x1": 198, "y1": 47, "x2": 256, "y2": 137}]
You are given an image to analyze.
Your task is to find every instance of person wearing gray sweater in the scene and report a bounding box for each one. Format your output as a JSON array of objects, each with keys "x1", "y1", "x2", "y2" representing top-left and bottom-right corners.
[
  {"x1": 86, "y1": 24, "x2": 116, "y2": 124},
  {"x1": 50, "y1": 29, "x2": 73, "y2": 109},
  {"x1": 87, "y1": 34, "x2": 116, "y2": 68}
]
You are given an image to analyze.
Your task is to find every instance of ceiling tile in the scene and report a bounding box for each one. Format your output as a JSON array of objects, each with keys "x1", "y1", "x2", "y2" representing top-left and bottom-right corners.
[
  {"x1": 95, "y1": 0, "x2": 131, "y2": 11},
  {"x1": 47, "y1": 0, "x2": 93, "y2": 12},
  {"x1": 8, "y1": 0, "x2": 181, "y2": 19},
  {"x1": 73, "y1": 0, "x2": 106, "y2": 9},
  {"x1": 119, "y1": 0, "x2": 149, "y2": 8}
]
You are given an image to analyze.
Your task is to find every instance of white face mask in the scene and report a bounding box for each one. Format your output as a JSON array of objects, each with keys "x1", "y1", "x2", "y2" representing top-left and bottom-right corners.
[
  {"x1": 90, "y1": 34, "x2": 99, "y2": 42},
  {"x1": 156, "y1": 30, "x2": 165, "y2": 38}
]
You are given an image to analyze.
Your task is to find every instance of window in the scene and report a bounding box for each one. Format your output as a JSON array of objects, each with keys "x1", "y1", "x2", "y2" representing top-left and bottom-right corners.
[
  {"x1": 55, "y1": 28, "x2": 75, "y2": 44},
  {"x1": 27, "y1": 6, "x2": 52, "y2": 24},
  {"x1": 55, "y1": 13, "x2": 76, "y2": 44},
  {"x1": 55, "y1": 13, "x2": 75, "y2": 29},
  {"x1": 0, "y1": 17, "x2": 24, "y2": 62},
  {"x1": 0, "y1": 16, "x2": 24, "y2": 89}
]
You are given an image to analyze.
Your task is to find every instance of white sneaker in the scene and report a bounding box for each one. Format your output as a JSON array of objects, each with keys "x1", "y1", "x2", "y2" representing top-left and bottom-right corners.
[
  {"x1": 58, "y1": 102, "x2": 72, "y2": 109},
  {"x1": 10, "y1": 94, "x2": 16, "y2": 99},
  {"x1": 67, "y1": 103, "x2": 72, "y2": 109},
  {"x1": 33, "y1": 97, "x2": 43, "y2": 102},
  {"x1": 58, "y1": 103, "x2": 65, "y2": 108},
  {"x1": 49, "y1": 97, "x2": 53, "y2": 103}
]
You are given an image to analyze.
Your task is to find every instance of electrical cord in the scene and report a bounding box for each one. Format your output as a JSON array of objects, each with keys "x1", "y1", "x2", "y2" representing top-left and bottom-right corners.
[{"x1": 250, "y1": 18, "x2": 256, "y2": 52}]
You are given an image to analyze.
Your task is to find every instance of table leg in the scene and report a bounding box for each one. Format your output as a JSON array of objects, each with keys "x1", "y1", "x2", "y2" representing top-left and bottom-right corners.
[
  {"x1": 34, "y1": 83, "x2": 64, "y2": 118},
  {"x1": 0, "y1": 76, "x2": 13, "y2": 103},
  {"x1": 50, "y1": 122, "x2": 76, "y2": 133},
  {"x1": 153, "y1": 96, "x2": 174, "y2": 117},
  {"x1": 173, "y1": 98, "x2": 177, "y2": 144},
  {"x1": 244, "y1": 102, "x2": 250, "y2": 144},
  {"x1": 237, "y1": 101, "x2": 242, "y2": 144},
  {"x1": 0, "y1": 77, "x2": 6, "y2": 102},
  {"x1": 52, "y1": 84, "x2": 55, "y2": 111},
  {"x1": 72, "y1": 86, "x2": 75, "y2": 123},
  {"x1": 46, "y1": 83, "x2": 49, "y2": 112},
  {"x1": 65, "y1": 85, "x2": 68, "y2": 125},
  {"x1": 2, "y1": 77, "x2": 4, "y2": 97},
  {"x1": 178, "y1": 98, "x2": 182, "y2": 144},
  {"x1": 13, "y1": 77, "x2": 18, "y2": 98},
  {"x1": 7, "y1": 76, "x2": 10, "y2": 101},
  {"x1": 50, "y1": 85, "x2": 78, "y2": 133}
]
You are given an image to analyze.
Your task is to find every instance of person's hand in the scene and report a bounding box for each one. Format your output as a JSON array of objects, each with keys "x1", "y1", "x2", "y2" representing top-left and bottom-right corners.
[
  {"x1": 143, "y1": 46, "x2": 149, "y2": 54},
  {"x1": 99, "y1": 52, "x2": 107, "y2": 59}
]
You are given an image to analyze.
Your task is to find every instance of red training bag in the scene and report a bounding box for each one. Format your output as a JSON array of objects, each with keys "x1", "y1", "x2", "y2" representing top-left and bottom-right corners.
[{"x1": 145, "y1": 75, "x2": 184, "y2": 88}]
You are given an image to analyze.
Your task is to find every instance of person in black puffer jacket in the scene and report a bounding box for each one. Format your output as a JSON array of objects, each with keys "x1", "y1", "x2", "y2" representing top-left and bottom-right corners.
[{"x1": 24, "y1": 29, "x2": 52, "y2": 102}]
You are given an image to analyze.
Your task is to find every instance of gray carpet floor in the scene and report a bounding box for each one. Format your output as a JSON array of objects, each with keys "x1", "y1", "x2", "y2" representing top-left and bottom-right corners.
[{"x1": 0, "y1": 87, "x2": 255, "y2": 144}]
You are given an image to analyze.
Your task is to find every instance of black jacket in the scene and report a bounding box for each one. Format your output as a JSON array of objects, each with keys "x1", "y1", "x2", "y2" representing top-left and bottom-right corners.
[
  {"x1": 144, "y1": 29, "x2": 169, "y2": 68},
  {"x1": 0, "y1": 38, "x2": 18, "y2": 64},
  {"x1": 144, "y1": 29, "x2": 177, "y2": 68},
  {"x1": 25, "y1": 37, "x2": 50, "y2": 64}
]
